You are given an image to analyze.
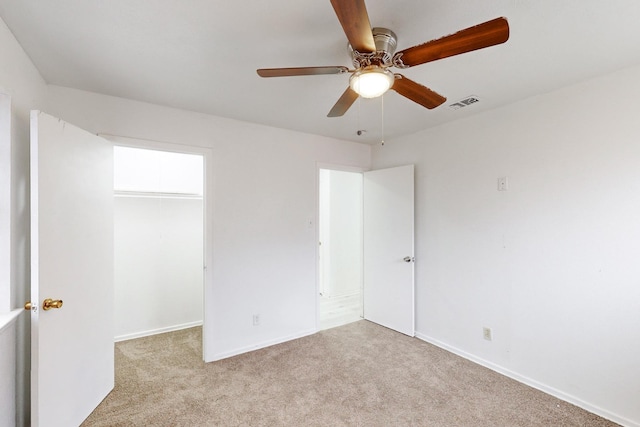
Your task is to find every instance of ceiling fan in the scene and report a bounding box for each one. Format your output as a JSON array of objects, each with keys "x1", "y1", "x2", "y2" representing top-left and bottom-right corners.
[{"x1": 257, "y1": 0, "x2": 509, "y2": 117}]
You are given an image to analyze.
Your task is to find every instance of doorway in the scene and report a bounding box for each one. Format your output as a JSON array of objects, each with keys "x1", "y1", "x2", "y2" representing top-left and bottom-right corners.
[
  {"x1": 112, "y1": 145, "x2": 205, "y2": 342},
  {"x1": 318, "y1": 168, "x2": 364, "y2": 330}
]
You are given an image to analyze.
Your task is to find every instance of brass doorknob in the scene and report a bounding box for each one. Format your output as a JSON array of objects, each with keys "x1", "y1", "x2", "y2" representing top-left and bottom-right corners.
[
  {"x1": 43, "y1": 298, "x2": 63, "y2": 310},
  {"x1": 24, "y1": 299, "x2": 64, "y2": 311}
]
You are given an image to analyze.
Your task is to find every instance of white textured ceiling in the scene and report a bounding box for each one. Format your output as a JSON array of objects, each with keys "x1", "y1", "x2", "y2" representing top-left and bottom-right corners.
[{"x1": 1, "y1": 1, "x2": 640, "y2": 144}]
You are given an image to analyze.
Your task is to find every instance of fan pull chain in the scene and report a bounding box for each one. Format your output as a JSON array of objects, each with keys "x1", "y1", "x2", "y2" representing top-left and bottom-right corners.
[
  {"x1": 357, "y1": 96, "x2": 361, "y2": 135},
  {"x1": 381, "y1": 94, "x2": 385, "y2": 146}
]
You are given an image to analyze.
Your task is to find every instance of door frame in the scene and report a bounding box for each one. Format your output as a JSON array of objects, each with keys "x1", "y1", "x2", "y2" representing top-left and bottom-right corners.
[
  {"x1": 103, "y1": 134, "x2": 213, "y2": 361},
  {"x1": 315, "y1": 162, "x2": 367, "y2": 331}
]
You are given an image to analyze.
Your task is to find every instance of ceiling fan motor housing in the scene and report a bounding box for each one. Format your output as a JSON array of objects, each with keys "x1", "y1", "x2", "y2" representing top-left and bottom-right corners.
[{"x1": 349, "y1": 27, "x2": 397, "y2": 68}]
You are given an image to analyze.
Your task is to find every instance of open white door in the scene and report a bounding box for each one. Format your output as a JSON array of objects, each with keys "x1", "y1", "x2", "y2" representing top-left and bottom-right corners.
[
  {"x1": 30, "y1": 111, "x2": 114, "y2": 426},
  {"x1": 363, "y1": 164, "x2": 414, "y2": 336}
]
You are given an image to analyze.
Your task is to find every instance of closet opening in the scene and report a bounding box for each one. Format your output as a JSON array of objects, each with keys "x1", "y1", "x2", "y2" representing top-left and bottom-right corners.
[
  {"x1": 113, "y1": 146, "x2": 204, "y2": 343},
  {"x1": 318, "y1": 168, "x2": 364, "y2": 330}
]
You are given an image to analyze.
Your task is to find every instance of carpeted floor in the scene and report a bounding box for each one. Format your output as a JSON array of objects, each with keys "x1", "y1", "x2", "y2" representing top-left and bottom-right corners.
[{"x1": 82, "y1": 320, "x2": 618, "y2": 426}]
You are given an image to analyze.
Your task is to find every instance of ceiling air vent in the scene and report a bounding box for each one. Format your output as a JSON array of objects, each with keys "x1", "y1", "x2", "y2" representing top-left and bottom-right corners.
[{"x1": 449, "y1": 95, "x2": 480, "y2": 110}]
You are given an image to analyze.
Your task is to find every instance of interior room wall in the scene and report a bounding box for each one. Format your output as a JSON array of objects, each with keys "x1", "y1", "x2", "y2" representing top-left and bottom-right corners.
[
  {"x1": 0, "y1": 15, "x2": 50, "y2": 427},
  {"x1": 0, "y1": 319, "x2": 17, "y2": 426},
  {"x1": 0, "y1": 15, "x2": 48, "y2": 314},
  {"x1": 371, "y1": 64, "x2": 640, "y2": 426},
  {"x1": 0, "y1": 93, "x2": 14, "y2": 427},
  {"x1": 45, "y1": 85, "x2": 372, "y2": 361},
  {"x1": 1, "y1": 93, "x2": 9, "y2": 313}
]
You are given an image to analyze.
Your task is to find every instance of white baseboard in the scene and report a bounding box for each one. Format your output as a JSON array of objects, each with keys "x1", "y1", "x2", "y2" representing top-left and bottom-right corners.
[
  {"x1": 115, "y1": 321, "x2": 203, "y2": 342},
  {"x1": 208, "y1": 328, "x2": 317, "y2": 362},
  {"x1": 415, "y1": 332, "x2": 638, "y2": 427}
]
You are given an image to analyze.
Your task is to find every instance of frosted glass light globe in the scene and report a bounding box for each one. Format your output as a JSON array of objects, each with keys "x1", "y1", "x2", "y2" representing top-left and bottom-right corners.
[{"x1": 349, "y1": 68, "x2": 394, "y2": 98}]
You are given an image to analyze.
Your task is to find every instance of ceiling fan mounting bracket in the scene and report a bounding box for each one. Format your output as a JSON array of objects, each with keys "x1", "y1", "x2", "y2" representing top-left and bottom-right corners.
[
  {"x1": 349, "y1": 27, "x2": 397, "y2": 68},
  {"x1": 392, "y1": 52, "x2": 409, "y2": 69}
]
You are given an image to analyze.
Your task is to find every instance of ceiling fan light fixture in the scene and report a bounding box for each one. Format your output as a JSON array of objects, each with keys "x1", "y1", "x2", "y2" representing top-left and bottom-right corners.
[{"x1": 349, "y1": 67, "x2": 394, "y2": 98}]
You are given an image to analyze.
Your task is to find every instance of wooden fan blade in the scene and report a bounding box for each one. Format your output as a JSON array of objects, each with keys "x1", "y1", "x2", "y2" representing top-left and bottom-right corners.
[
  {"x1": 392, "y1": 74, "x2": 446, "y2": 110},
  {"x1": 327, "y1": 87, "x2": 359, "y2": 117},
  {"x1": 393, "y1": 17, "x2": 509, "y2": 68},
  {"x1": 257, "y1": 66, "x2": 349, "y2": 77},
  {"x1": 330, "y1": 0, "x2": 376, "y2": 53}
]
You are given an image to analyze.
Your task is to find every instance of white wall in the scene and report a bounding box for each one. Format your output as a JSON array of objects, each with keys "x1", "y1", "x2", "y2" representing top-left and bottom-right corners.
[
  {"x1": 0, "y1": 14, "x2": 50, "y2": 427},
  {"x1": 114, "y1": 196, "x2": 203, "y2": 340},
  {"x1": 45, "y1": 85, "x2": 372, "y2": 361},
  {"x1": 372, "y1": 64, "x2": 640, "y2": 426},
  {"x1": 0, "y1": 318, "x2": 18, "y2": 427},
  {"x1": 1, "y1": 93, "x2": 10, "y2": 313},
  {"x1": 0, "y1": 16, "x2": 48, "y2": 309}
]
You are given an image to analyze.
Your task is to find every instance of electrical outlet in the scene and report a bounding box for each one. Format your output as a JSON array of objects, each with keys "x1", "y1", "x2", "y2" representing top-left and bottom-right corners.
[
  {"x1": 253, "y1": 314, "x2": 260, "y2": 326},
  {"x1": 483, "y1": 327, "x2": 492, "y2": 341},
  {"x1": 497, "y1": 177, "x2": 508, "y2": 191}
]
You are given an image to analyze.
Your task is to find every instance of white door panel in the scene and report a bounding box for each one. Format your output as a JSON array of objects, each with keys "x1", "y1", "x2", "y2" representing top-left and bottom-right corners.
[
  {"x1": 363, "y1": 165, "x2": 414, "y2": 336},
  {"x1": 30, "y1": 111, "x2": 114, "y2": 426}
]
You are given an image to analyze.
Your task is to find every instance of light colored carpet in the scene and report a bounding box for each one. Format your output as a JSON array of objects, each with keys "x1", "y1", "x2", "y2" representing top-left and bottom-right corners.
[{"x1": 82, "y1": 321, "x2": 618, "y2": 426}]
